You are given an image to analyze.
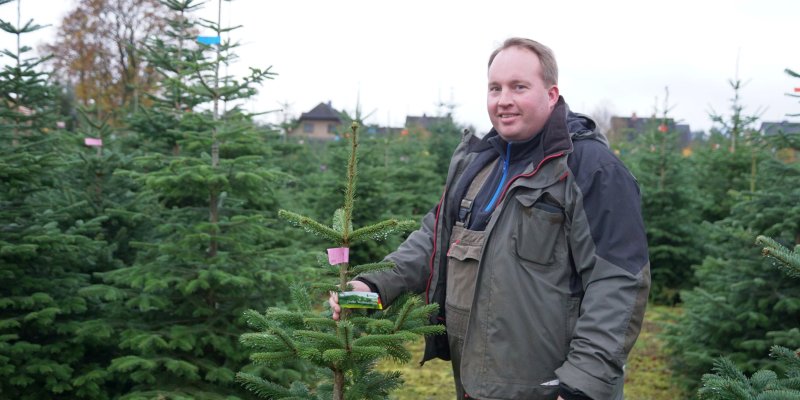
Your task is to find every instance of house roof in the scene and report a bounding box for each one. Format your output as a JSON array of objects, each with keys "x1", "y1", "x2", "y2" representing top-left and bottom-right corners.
[
  {"x1": 610, "y1": 116, "x2": 690, "y2": 135},
  {"x1": 760, "y1": 121, "x2": 800, "y2": 136},
  {"x1": 609, "y1": 116, "x2": 693, "y2": 147},
  {"x1": 405, "y1": 114, "x2": 451, "y2": 130},
  {"x1": 299, "y1": 102, "x2": 342, "y2": 122}
]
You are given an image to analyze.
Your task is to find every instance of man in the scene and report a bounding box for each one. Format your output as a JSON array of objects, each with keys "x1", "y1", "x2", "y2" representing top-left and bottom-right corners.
[{"x1": 330, "y1": 38, "x2": 650, "y2": 400}]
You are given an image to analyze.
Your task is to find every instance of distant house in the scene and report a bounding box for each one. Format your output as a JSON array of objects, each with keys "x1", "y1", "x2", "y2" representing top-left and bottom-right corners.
[
  {"x1": 608, "y1": 114, "x2": 694, "y2": 148},
  {"x1": 759, "y1": 121, "x2": 800, "y2": 162},
  {"x1": 405, "y1": 114, "x2": 452, "y2": 137},
  {"x1": 760, "y1": 121, "x2": 800, "y2": 136},
  {"x1": 289, "y1": 101, "x2": 343, "y2": 140}
]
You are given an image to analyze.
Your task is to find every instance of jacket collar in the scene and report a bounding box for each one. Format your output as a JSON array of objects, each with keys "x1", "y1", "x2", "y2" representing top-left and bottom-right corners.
[{"x1": 469, "y1": 96, "x2": 575, "y2": 158}]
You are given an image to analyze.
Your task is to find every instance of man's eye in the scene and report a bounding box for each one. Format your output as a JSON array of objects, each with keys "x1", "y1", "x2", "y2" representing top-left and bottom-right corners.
[{"x1": 515, "y1": 85, "x2": 527, "y2": 90}]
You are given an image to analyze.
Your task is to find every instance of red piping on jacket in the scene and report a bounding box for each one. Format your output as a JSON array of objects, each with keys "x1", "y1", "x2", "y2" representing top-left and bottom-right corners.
[
  {"x1": 422, "y1": 151, "x2": 566, "y2": 310},
  {"x1": 424, "y1": 190, "x2": 446, "y2": 306},
  {"x1": 493, "y1": 151, "x2": 566, "y2": 210}
]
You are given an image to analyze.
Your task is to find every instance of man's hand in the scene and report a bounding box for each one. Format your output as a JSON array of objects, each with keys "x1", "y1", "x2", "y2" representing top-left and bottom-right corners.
[{"x1": 329, "y1": 280, "x2": 372, "y2": 321}]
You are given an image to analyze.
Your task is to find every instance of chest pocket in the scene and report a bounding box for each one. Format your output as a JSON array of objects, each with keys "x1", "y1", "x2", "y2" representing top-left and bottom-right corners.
[{"x1": 513, "y1": 192, "x2": 565, "y2": 266}]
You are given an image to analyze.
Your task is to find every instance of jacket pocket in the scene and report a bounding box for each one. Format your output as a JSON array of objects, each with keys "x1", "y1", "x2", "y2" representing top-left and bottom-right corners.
[
  {"x1": 446, "y1": 226, "x2": 484, "y2": 312},
  {"x1": 513, "y1": 192, "x2": 565, "y2": 266}
]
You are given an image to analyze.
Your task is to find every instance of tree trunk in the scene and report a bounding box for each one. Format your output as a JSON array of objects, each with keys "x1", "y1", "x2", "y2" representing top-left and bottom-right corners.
[{"x1": 333, "y1": 369, "x2": 345, "y2": 400}]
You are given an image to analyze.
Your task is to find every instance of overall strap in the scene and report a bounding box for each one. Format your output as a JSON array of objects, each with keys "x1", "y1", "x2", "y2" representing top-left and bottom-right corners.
[{"x1": 456, "y1": 159, "x2": 497, "y2": 227}]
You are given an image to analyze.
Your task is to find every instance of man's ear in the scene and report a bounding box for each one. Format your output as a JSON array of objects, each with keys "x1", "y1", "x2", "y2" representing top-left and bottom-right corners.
[{"x1": 548, "y1": 85, "x2": 560, "y2": 109}]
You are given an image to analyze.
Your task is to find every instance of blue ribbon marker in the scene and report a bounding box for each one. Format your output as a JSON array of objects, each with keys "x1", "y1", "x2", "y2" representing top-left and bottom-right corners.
[{"x1": 197, "y1": 36, "x2": 221, "y2": 45}]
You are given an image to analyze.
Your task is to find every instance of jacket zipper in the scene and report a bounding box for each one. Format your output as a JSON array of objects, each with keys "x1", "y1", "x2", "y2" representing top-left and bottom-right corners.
[{"x1": 483, "y1": 142, "x2": 512, "y2": 212}]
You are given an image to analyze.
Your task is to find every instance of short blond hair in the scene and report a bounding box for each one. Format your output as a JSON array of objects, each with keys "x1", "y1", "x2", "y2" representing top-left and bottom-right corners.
[{"x1": 488, "y1": 38, "x2": 558, "y2": 87}]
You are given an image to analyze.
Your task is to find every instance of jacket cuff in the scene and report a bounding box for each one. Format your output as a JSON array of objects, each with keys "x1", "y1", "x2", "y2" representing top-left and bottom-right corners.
[
  {"x1": 555, "y1": 361, "x2": 615, "y2": 400},
  {"x1": 558, "y1": 384, "x2": 593, "y2": 400},
  {"x1": 354, "y1": 277, "x2": 380, "y2": 297}
]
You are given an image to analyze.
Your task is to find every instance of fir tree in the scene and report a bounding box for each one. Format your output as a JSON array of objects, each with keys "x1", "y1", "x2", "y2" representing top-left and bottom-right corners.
[
  {"x1": 666, "y1": 87, "x2": 800, "y2": 390},
  {"x1": 695, "y1": 68, "x2": 800, "y2": 397},
  {"x1": 92, "y1": 1, "x2": 304, "y2": 397},
  {"x1": 696, "y1": 77, "x2": 766, "y2": 222},
  {"x1": 697, "y1": 237, "x2": 800, "y2": 399},
  {"x1": 236, "y1": 122, "x2": 446, "y2": 400},
  {"x1": 624, "y1": 88, "x2": 704, "y2": 304},
  {"x1": 300, "y1": 128, "x2": 444, "y2": 266},
  {"x1": 0, "y1": 0, "x2": 116, "y2": 397}
]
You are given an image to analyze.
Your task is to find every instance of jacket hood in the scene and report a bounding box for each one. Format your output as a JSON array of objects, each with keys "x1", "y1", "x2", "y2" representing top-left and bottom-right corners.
[{"x1": 565, "y1": 104, "x2": 608, "y2": 146}]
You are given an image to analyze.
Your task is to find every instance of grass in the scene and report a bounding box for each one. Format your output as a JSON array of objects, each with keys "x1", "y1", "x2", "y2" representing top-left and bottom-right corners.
[{"x1": 377, "y1": 304, "x2": 688, "y2": 400}]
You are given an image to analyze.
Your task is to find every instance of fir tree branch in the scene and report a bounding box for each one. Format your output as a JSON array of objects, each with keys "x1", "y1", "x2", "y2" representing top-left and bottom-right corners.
[
  {"x1": 392, "y1": 296, "x2": 420, "y2": 332},
  {"x1": 756, "y1": 235, "x2": 800, "y2": 278},
  {"x1": 250, "y1": 351, "x2": 297, "y2": 365},
  {"x1": 303, "y1": 317, "x2": 337, "y2": 330},
  {"x1": 322, "y1": 348, "x2": 347, "y2": 365},
  {"x1": 279, "y1": 210, "x2": 343, "y2": 243},
  {"x1": 235, "y1": 372, "x2": 292, "y2": 398},
  {"x1": 294, "y1": 330, "x2": 344, "y2": 350},
  {"x1": 349, "y1": 220, "x2": 418, "y2": 245},
  {"x1": 240, "y1": 332, "x2": 283, "y2": 351},
  {"x1": 266, "y1": 309, "x2": 306, "y2": 329},
  {"x1": 349, "y1": 345, "x2": 386, "y2": 361},
  {"x1": 242, "y1": 309, "x2": 271, "y2": 331},
  {"x1": 290, "y1": 283, "x2": 313, "y2": 311},
  {"x1": 349, "y1": 262, "x2": 395, "y2": 277}
]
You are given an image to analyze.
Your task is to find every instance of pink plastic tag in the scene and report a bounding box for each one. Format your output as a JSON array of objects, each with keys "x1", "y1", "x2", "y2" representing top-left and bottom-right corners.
[
  {"x1": 327, "y1": 247, "x2": 349, "y2": 265},
  {"x1": 84, "y1": 138, "x2": 103, "y2": 147}
]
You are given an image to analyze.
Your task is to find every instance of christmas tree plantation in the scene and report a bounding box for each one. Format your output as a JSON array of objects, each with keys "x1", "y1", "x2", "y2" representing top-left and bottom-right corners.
[{"x1": 236, "y1": 122, "x2": 446, "y2": 400}]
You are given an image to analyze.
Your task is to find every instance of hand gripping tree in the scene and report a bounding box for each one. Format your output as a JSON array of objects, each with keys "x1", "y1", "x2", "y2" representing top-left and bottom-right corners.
[{"x1": 236, "y1": 122, "x2": 445, "y2": 400}]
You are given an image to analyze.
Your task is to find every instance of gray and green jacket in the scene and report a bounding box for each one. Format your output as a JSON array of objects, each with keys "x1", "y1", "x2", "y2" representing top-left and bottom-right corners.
[{"x1": 360, "y1": 97, "x2": 650, "y2": 399}]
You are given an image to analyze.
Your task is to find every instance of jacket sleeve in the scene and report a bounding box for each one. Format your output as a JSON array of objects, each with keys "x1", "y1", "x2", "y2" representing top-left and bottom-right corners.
[
  {"x1": 555, "y1": 156, "x2": 651, "y2": 399},
  {"x1": 357, "y1": 207, "x2": 437, "y2": 306}
]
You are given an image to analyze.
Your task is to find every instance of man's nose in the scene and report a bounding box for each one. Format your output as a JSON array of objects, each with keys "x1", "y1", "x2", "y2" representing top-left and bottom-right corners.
[{"x1": 497, "y1": 89, "x2": 512, "y2": 106}]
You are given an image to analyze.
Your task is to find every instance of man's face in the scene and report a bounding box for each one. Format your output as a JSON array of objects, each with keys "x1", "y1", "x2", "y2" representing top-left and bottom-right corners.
[{"x1": 487, "y1": 46, "x2": 559, "y2": 142}]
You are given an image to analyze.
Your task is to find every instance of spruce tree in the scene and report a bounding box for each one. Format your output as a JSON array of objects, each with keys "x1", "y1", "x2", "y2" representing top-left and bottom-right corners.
[
  {"x1": 0, "y1": 0, "x2": 117, "y2": 397},
  {"x1": 93, "y1": 1, "x2": 304, "y2": 397},
  {"x1": 236, "y1": 122, "x2": 445, "y2": 400}
]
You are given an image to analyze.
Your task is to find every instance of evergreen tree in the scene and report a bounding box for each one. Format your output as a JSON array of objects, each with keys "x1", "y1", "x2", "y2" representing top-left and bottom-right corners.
[
  {"x1": 90, "y1": 1, "x2": 304, "y2": 397},
  {"x1": 236, "y1": 122, "x2": 445, "y2": 400},
  {"x1": 695, "y1": 77, "x2": 766, "y2": 223},
  {"x1": 0, "y1": 0, "x2": 117, "y2": 397},
  {"x1": 666, "y1": 119, "x2": 800, "y2": 391},
  {"x1": 696, "y1": 69, "x2": 800, "y2": 398},
  {"x1": 623, "y1": 88, "x2": 704, "y2": 304},
  {"x1": 300, "y1": 129, "x2": 443, "y2": 266},
  {"x1": 697, "y1": 237, "x2": 800, "y2": 399}
]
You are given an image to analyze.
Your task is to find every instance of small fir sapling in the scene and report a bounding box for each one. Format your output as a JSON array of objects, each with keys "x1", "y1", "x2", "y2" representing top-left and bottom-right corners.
[{"x1": 237, "y1": 122, "x2": 446, "y2": 400}]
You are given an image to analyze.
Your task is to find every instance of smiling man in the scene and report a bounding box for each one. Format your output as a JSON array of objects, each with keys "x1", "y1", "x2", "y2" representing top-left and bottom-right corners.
[{"x1": 331, "y1": 37, "x2": 650, "y2": 400}]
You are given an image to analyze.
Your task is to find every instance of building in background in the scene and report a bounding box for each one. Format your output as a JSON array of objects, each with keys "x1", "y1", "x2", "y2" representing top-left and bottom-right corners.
[
  {"x1": 608, "y1": 114, "x2": 694, "y2": 148},
  {"x1": 404, "y1": 114, "x2": 452, "y2": 137},
  {"x1": 288, "y1": 101, "x2": 342, "y2": 140},
  {"x1": 760, "y1": 121, "x2": 800, "y2": 162}
]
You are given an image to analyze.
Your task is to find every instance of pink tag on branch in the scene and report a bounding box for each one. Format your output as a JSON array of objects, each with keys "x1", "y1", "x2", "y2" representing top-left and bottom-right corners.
[
  {"x1": 327, "y1": 247, "x2": 349, "y2": 265},
  {"x1": 795, "y1": 87, "x2": 800, "y2": 93},
  {"x1": 84, "y1": 138, "x2": 103, "y2": 147}
]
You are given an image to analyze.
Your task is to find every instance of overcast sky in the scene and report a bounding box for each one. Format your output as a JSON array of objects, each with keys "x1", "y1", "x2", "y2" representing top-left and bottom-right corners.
[{"x1": 1, "y1": 0, "x2": 798, "y2": 134}]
